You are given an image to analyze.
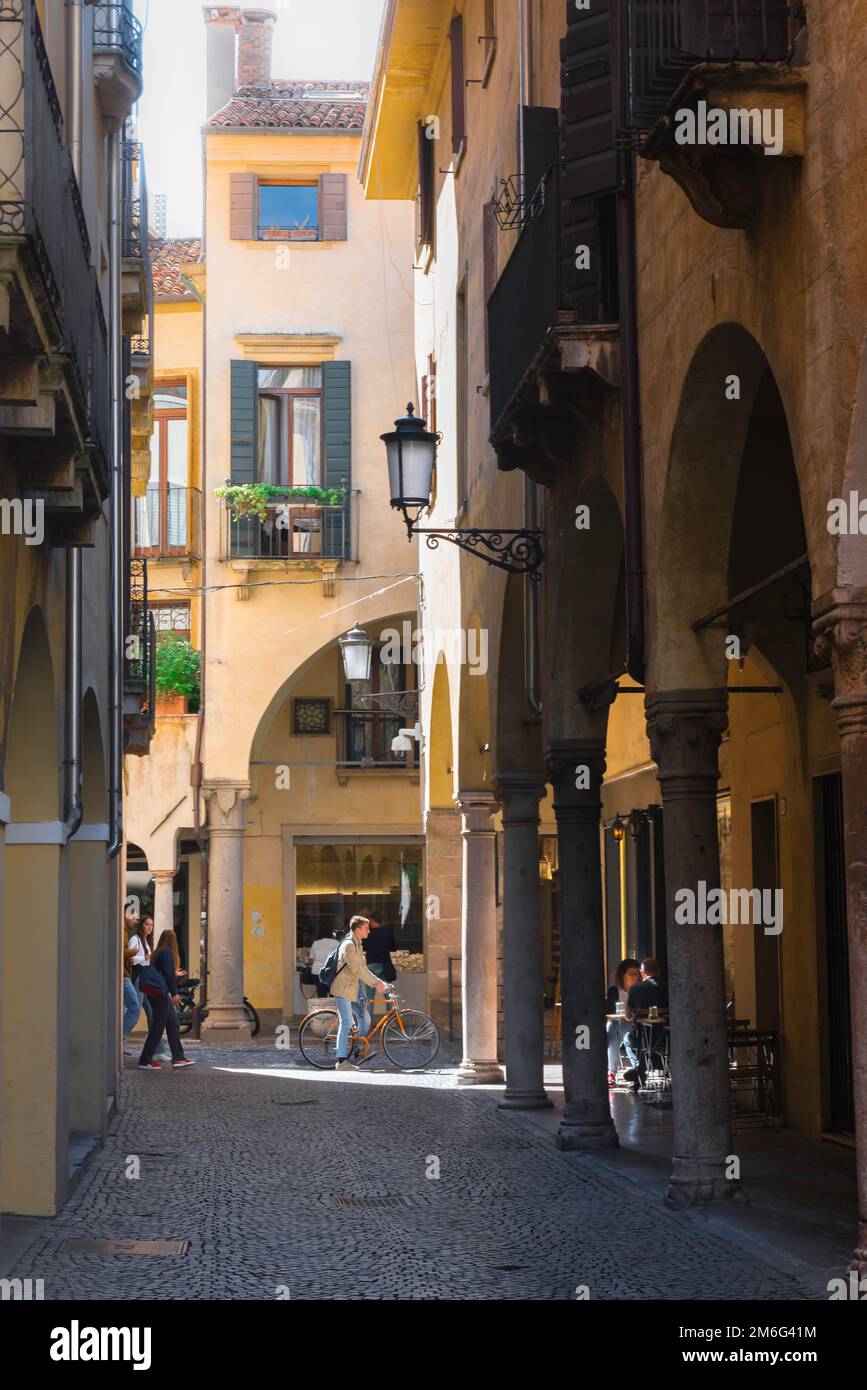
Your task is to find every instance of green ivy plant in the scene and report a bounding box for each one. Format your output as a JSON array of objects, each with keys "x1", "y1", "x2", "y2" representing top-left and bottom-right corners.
[
  {"x1": 215, "y1": 482, "x2": 347, "y2": 522},
  {"x1": 155, "y1": 638, "x2": 201, "y2": 708}
]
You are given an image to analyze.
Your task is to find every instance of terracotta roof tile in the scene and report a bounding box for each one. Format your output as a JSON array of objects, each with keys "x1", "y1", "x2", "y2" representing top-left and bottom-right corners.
[
  {"x1": 151, "y1": 238, "x2": 202, "y2": 299},
  {"x1": 207, "y1": 79, "x2": 369, "y2": 131}
]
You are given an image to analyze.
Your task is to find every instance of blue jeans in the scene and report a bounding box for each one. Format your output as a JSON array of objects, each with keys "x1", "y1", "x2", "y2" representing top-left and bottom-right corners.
[
  {"x1": 334, "y1": 986, "x2": 368, "y2": 1060},
  {"x1": 364, "y1": 962, "x2": 386, "y2": 1009},
  {"x1": 123, "y1": 978, "x2": 141, "y2": 1037}
]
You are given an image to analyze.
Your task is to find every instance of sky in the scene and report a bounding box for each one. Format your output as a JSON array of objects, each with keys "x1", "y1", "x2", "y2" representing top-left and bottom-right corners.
[{"x1": 136, "y1": 0, "x2": 386, "y2": 238}]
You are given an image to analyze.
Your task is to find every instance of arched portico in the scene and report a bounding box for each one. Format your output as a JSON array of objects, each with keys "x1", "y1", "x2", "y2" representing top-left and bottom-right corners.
[
  {"x1": 647, "y1": 326, "x2": 829, "y2": 1209},
  {"x1": 1, "y1": 607, "x2": 65, "y2": 1214}
]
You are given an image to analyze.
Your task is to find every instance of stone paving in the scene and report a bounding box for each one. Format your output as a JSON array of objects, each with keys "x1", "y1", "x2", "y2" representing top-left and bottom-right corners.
[{"x1": 9, "y1": 1042, "x2": 810, "y2": 1300}]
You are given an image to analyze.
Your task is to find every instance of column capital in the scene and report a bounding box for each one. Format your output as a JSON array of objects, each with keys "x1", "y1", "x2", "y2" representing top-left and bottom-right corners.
[
  {"x1": 150, "y1": 868, "x2": 176, "y2": 883},
  {"x1": 645, "y1": 689, "x2": 727, "y2": 802},
  {"x1": 456, "y1": 789, "x2": 499, "y2": 834},
  {"x1": 545, "y1": 739, "x2": 605, "y2": 818},
  {"x1": 813, "y1": 590, "x2": 867, "y2": 735},
  {"x1": 494, "y1": 771, "x2": 546, "y2": 826},
  {"x1": 203, "y1": 779, "x2": 254, "y2": 834}
]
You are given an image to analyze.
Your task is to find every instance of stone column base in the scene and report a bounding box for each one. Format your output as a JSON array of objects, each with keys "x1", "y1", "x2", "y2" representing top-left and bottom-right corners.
[
  {"x1": 200, "y1": 1005, "x2": 252, "y2": 1043},
  {"x1": 556, "y1": 1118, "x2": 619, "y2": 1151},
  {"x1": 499, "y1": 1089, "x2": 553, "y2": 1111},
  {"x1": 456, "y1": 1058, "x2": 504, "y2": 1086},
  {"x1": 664, "y1": 1155, "x2": 743, "y2": 1208}
]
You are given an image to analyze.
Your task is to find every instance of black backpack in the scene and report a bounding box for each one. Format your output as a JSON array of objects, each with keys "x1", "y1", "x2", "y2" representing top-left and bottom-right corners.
[{"x1": 318, "y1": 933, "x2": 351, "y2": 992}]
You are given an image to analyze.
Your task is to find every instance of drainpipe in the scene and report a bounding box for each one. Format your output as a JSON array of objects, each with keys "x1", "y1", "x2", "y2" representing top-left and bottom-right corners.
[
  {"x1": 63, "y1": 0, "x2": 84, "y2": 838},
  {"x1": 193, "y1": 124, "x2": 209, "y2": 1023},
  {"x1": 613, "y1": 0, "x2": 647, "y2": 685},
  {"x1": 517, "y1": 0, "x2": 542, "y2": 716},
  {"x1": 107, "y1": 127, "x2": 124, "y2": 859}
]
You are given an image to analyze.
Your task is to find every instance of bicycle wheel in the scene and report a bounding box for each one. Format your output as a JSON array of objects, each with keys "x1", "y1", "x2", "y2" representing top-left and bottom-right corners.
[
  {"x1": 298, "y1": 1009, "x2": 341, "y2": 1069},
  {"x1": 177, "y1": 1008, "x2": 193, "y2": 1038},
  {"x1": 382, "y1": 1010, "x2": 440, "y2": 1070},
  {"x1": 244, "y1": 997, "x2": 261, "y2": 1037}
]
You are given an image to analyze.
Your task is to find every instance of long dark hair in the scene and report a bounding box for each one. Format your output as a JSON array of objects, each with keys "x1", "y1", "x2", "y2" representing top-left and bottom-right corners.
[{"x1": 614, "y1": 958, "x2": 640, "y2": 990}]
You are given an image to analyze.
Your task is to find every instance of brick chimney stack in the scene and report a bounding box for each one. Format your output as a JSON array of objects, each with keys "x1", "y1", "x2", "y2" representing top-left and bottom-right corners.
[
  {"x1": 236, "y1": 9, "x2": 277, "y2": 94},
  {"x1": 203, "y1": 7, "x2": 241, "y2": 117}
]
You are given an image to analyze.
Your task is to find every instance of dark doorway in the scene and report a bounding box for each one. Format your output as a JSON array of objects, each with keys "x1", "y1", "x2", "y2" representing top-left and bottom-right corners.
[
  {"x1": 751, "y1": 798, "x2": 781, "y2": 1033},
  {"x1": 814, "y1": 772, "x2": 855, "y2": 1135}
]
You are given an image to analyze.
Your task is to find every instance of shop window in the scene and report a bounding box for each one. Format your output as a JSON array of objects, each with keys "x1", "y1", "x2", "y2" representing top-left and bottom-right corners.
[{"x1": 295, "y1": 842, "x2": 425, "y2": 967}]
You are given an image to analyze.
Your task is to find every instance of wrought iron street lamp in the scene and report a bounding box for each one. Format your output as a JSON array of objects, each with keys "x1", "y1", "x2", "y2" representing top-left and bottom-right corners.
[{"x1": 382, "y1": 403, "x2": 545, "y2": 580}]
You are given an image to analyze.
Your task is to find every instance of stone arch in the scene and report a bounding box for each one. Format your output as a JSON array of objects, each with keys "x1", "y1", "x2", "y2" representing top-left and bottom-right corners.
[
  {"x1": 838, "y1": 327, "x2": 867, "y2": 589},
  {"x1": 457, "y1": 609, "x2": 492, "y2": 788},
  {"x1": 547, "y1": 472, "x2": 626, "y2": 746},
  {"x1": 653, "y1": 324, "x2": 807, "y2": 690},
  {"x1": 81, "y1": 688, "x2": 108, "y2": 822},
  {"x1": 495, "y1": 572, "x2": 544, "y2": 772},
  {"x1": 428, "y1": 655, "x2": 455, "y2": 808},
  {"x1": 5, "y1": 605, "x2": 59, "y2": 818}
]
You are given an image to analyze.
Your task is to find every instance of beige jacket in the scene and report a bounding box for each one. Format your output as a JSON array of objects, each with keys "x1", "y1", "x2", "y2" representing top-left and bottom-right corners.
[{"x1": 330, "y1": 933, "x2": 382, "y2": 1001}]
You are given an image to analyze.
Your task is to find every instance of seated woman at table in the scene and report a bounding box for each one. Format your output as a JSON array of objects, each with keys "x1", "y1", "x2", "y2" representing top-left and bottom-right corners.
[{"x1": 606, "y1": 958, "x2": 641, "y2": 1086}]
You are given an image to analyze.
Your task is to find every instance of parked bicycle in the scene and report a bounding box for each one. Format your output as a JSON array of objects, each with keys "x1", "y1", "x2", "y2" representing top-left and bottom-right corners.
[
  {"x1": 298, "y1": 987, "x2": 439, "y2": 1071},
  {"x1": 176, "y1": 977, "x2": 260, "y2": 1038}
]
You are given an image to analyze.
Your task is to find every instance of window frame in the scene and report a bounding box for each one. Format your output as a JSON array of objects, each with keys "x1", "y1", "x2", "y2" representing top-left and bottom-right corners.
[
  {"x1": 258, "y1": 179, "x2": 320, "y2": 242},
  {"x1": 138, "y1": 378, "x2": 189, "y2": 558},
  {"x1": 342, "y1": 648, "x2": 418, "y2": 769},
  {"x1": 256, "y1": 370, "x2": 324, "y2": 489},
  {"x1": 449, "y1": 14, "x2": 467, "y2": 157}
]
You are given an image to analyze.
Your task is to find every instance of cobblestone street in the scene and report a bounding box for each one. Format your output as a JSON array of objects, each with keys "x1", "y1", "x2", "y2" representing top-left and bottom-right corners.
[{"x1": 7, "y1": 1044, "x2": 813, "y2": 1301}]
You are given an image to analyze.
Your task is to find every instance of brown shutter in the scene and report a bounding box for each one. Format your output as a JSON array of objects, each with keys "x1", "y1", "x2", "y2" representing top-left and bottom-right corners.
[
  {"x1": 417, "y1": 121, "x2": 434, "y2": 249},
  {"x1": 319, "y1": 173, "x2": 347, "y2": 241},
  {"x1": 230, "y1": 172, "x2": 258, "y2": 240},
  {"x1": 482, "y1": 201, "x2": 497, "y2": 373},
  {"x1": 450, "y1": 16, "x2": 466, "y2": 153}
]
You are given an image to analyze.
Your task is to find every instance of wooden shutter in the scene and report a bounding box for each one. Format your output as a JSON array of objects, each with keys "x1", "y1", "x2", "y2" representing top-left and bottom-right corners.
[
  {"x1": 417, "y1": 121, "x2": 434, "y2": 249},
  {"x1": 230, "y1": 359, "x2": 258, "y2": 483},
  {"x1": 522, "y1": 106, "x2": 559, "y2": 199},
  {"x1": 450, "y1": 16, "x2": 466, "y2": 153},
  {"x1": 322, "y1": 360, "x2": 351, "y2": 557},
  {"x1": 560, "y1": 0, "x2": 619, "y2": 321},
  {"x1": 319, "y1": 173, "x2": 348, "y2": 241},
  {"x1": 230, "y1": 172, "x2": 258, "y2": 240},
  {"x1": 560, "y1": 0, "x2": 617, "y2": 200}
]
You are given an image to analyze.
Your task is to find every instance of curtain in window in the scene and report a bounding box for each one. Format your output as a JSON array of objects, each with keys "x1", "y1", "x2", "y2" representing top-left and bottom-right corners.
[
  {"x1": 292, "y1": 397, "x2": 321, "y2": 486},
  {"x1": 258, "y1": 395, "x2": 281, "y2": 485}
]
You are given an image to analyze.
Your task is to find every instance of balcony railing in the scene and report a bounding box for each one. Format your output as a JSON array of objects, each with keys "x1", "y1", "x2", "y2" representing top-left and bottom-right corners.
[
  {"x1": 221, "y1": 494, "x2": 359, "y2": 563},
  {"x1": 134, "y1": 485, "x2": 202, "y2": 560},
  {"x1": 93, "y1": 1, "x2": 144, "y2": 80},
  {"x1": 626, "y1": 2, "x2": 806, "y2": 129},
  {"x1": 125, "y1": 556, "x2": 152, "y2": 690},
  {"x1": 336, "y1": 693, "x2": 420, "y2": 770},
  {"x1": 0, "y1": 2, "x2": 110, "y2": 478}
]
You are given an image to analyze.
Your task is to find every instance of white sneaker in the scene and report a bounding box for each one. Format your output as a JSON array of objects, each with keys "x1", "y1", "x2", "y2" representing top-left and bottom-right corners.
[{"x1": 335, "y1": 1059, "x2": 353, "y2": 1072}]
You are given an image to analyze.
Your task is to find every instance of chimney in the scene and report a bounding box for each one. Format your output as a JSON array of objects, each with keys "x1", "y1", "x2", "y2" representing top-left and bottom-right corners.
[
  {"x1": 203, "y1": 7, "x2": 241, "y2": 117},
  {"x1": 236, "y1": 9, "x2": 277, "y2": 94}
]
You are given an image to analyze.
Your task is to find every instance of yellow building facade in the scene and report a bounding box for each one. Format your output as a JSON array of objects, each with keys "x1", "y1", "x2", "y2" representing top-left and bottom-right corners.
[{"x1": 125, "y1": 7, "x2": 427, "y2": 1036}]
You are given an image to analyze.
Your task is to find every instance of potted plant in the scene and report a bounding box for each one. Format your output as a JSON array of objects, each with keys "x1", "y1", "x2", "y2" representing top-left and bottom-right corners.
[
  {"x1": 215, "y1": 482, "x2": 347, "y2": 523},
  {"x1": 154, "y1": 637, "x2": 200, "y2": 715}
]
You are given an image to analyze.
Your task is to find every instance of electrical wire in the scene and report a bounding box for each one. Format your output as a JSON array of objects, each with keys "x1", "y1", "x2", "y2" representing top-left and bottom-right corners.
[{"x1": 147, "y1": 571, "x2": 421, "y2": 597}]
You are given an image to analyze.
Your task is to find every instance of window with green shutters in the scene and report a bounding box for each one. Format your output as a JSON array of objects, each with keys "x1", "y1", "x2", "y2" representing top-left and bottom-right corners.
[{"x1": 227, "y1": 358, "x2": 351, "y2": 560}]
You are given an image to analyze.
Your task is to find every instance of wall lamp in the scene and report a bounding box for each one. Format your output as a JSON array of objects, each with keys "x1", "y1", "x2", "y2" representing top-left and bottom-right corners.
[{"x1": 382, "y1": 404, "x2": 545, "y2": 580}]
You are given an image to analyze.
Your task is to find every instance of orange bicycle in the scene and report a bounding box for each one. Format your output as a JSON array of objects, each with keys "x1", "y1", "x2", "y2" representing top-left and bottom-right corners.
[{"x1": 298, "y1": 988, "x2": 440, "y2": 1071}]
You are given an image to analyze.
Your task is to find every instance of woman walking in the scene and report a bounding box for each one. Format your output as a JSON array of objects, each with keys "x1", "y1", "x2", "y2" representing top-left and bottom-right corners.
[
  {"x1": 122, "y1": 931, "x2": 142, "y2": 1040},
  {"x1": 137, "y1": 929, "x2": 195, "y2": 1070},
  {"x1": 331, "y1": 915, "x2": 388, "y2": 1071},
  {"x1": 127, "y1": 915, "x2": 171, "y2": 1061}
]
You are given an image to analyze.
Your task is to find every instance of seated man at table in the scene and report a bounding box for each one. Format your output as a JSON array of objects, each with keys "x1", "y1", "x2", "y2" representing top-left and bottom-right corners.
[{"x1": 624, "y1": 958, "x2": 669, "y2": 1089}]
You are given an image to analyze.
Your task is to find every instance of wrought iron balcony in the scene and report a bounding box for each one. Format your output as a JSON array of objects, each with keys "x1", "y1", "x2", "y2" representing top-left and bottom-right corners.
[
  {"x1": 336, "y1": 693, "x2": 420, "y2": 771},
  {"x1": 0, "y1": 0, "x2": 110, "y2": 515},
  {"x1": 626, "y1": 2, "x2": 806, "y2": 130},
  {"x1": 92, "y1": 3, "x2": 143, "y2": 124},
  {"x1": 627, "y1": 2, "x2": 808, "y2": 228},
  {"x1": 134, "y1": 485, "x2": 203, "y2": 561},
  {"x1": 487, "y1": 163, "x2": 619, "y2": 468},
  {"x1": 221, "y1": 494, "x2": 360, "y2": 564}
]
